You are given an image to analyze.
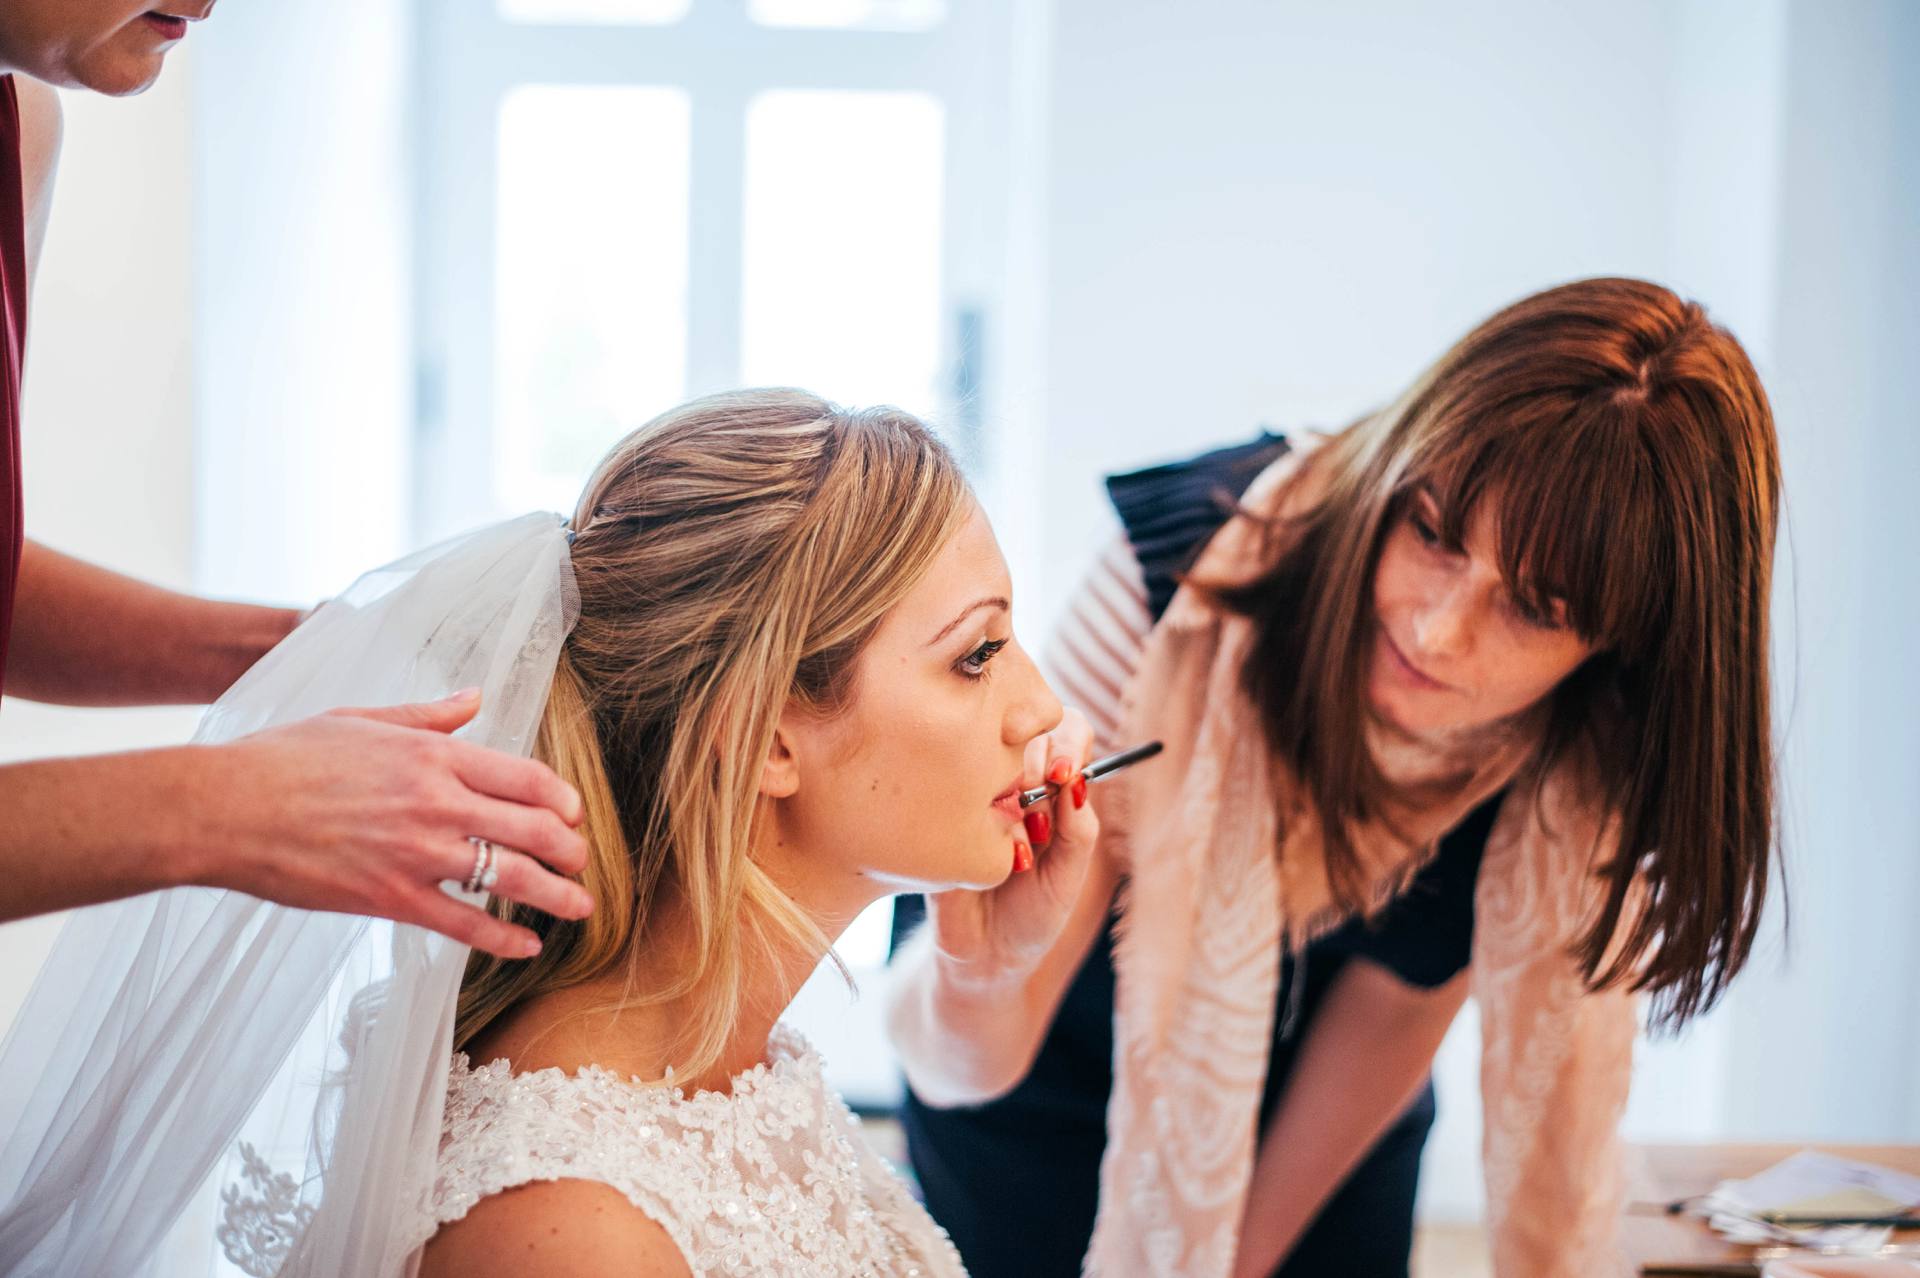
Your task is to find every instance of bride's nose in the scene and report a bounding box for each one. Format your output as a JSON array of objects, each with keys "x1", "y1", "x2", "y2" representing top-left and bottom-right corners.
[{"x1": 1004, "y1": 644, "x2": 1064, "y2": 746}]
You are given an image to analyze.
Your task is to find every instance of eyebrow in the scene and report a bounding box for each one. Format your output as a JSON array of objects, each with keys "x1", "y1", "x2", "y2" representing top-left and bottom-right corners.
[{"x1": 928, "y1": 596, "x2": 1010, "y2": 647}]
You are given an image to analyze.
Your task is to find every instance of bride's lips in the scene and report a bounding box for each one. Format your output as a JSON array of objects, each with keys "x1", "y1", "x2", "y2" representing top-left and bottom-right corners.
[
  {"x1": 991, "y1": 778, "x2": 1023, "y2": 822},
  {"x1": 140, "y1": 11, "x2": 198, "y2": 40}
]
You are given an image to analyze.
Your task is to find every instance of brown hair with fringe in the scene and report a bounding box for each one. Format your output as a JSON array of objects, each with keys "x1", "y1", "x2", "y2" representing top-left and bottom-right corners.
[{"x1": 1217, "y1": 277, "x2": 1781, "y2": 1028}]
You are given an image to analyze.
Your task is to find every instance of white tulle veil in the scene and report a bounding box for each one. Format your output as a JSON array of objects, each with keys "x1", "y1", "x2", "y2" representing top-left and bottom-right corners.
[{"x1": 0, "y1": 512, "x2": 578, "y2": 1277}]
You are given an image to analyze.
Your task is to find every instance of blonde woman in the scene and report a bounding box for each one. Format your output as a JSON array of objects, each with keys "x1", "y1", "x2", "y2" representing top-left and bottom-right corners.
[
  {"x1": 415, "y1": 391, "x2": 1088, "y2": 1277},
  {"x1": 0, "y1": 390, "x2": 1091, "y2": 1277}
]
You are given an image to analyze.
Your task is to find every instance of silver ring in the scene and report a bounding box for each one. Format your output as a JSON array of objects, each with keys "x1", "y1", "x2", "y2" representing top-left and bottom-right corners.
[{"x1": 463, "y1": 837, "x2": 499, "y2": 894}]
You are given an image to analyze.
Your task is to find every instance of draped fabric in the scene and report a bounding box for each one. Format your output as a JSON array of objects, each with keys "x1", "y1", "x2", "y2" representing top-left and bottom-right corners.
[{"x1": 0, "y1": 514, "x2": 577, "y2": 1277}]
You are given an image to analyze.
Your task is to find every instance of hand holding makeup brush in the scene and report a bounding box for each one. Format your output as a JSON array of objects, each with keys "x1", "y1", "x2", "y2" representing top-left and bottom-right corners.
[
  {"x1": 889, "y1": 707, "x2": 1157, "y2": 1107},
  {"x1": 924, "y1": 706, "x2": 1104, "y2": 977}
]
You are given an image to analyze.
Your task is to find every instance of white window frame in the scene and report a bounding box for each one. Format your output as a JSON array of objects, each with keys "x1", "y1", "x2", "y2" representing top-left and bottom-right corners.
[{"x1": 412, "y1": 0, "x2": 1027, "y2": 542}]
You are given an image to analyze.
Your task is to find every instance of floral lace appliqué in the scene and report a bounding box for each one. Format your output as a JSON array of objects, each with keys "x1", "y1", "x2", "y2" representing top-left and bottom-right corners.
[
  {"x1": 422, "y1": 1024, "x2": 963, "y2": 1278},
  {"x1": 217, "y1": 1141, "x2": 316, "y2": 1278}
]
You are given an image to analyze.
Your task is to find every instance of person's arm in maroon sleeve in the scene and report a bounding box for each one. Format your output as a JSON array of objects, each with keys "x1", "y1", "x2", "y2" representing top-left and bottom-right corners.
[{"x1": 5, "y1": 77, "x2": 302, "y2": 706}]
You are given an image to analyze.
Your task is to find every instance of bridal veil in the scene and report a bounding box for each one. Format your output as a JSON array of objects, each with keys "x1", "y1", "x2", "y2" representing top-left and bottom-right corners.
[{"x1": 0, "y1": 513, "x2": 576, "y2": 1276}]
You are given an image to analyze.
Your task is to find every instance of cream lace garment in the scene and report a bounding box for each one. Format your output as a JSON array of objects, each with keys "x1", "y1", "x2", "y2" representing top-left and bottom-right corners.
[
  {"x1": 223, "y1": 1025, "x2": 964, "y2": 1278},
  {"x1": 426, "y1": 1024, "x2": 961, "y2": 1278}
]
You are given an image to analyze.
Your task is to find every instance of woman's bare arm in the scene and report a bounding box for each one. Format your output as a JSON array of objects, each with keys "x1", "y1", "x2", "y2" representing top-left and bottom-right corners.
[
  {"x1": 0, "y1": 692, "x2": 596, "y2": 959},
  {"x1": 887, "y1": 821, "x2": 1117, "y2": 1106},
  {"x1": 1229, "y1": 961, "x2": 1468, "y2": 1278},
  {"x1": 6, "y1": 541, "x2": 301, "y2": 704},
  {"x1": 419, "y1": 1179, "x2": 693, "y2": 1278}
]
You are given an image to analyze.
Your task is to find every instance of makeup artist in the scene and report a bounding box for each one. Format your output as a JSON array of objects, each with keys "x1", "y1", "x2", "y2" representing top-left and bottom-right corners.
[
  {"x1": 0, "y1": 2, "x2": 592, "y2": 957},
  {"x1": 888, "y1": 277, "x2": 1783, "y2": 1278}
]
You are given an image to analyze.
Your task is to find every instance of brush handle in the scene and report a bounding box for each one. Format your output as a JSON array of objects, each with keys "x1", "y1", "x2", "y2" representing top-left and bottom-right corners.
[{"x1": 1019, "y1": 741, "x2": 1164, "y2": 809}]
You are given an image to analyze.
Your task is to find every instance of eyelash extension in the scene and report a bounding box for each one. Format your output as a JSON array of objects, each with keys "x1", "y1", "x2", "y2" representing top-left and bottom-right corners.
[{"x1": 957, "y1": 637, "x2": 1010, "y2": 680}]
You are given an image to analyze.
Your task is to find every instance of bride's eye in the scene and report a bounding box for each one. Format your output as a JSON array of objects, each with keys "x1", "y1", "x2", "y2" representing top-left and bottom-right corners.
[
  {"x1": 1409, "y1": 509, "x2": 1443, "y2": 548},
  {"x1": 956, "y1": 637, "x2": 1009, "y2": 680}
]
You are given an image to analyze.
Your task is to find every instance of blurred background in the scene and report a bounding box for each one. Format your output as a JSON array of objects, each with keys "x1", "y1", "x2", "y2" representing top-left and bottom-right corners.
[{"x1": 1, "y1": 0, "x2": 1914, "y2": 1266}]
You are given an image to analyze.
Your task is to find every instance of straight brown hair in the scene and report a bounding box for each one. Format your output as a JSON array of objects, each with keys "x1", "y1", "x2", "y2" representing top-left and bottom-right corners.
[{"x1": 1218, "y1": 277, "x2": 1781, "y2": 1028}]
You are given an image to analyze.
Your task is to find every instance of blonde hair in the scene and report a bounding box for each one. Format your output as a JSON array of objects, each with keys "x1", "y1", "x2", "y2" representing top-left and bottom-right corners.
[{"x1": 455, "y1": 389, "x2": 971, "y2": 1075}]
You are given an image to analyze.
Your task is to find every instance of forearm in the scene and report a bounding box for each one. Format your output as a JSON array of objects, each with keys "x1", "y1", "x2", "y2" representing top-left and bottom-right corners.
[
  {"x1": 1232, "y1": 963, "x2": 1467, "y2": 1278},
  {"x1": 0, "y1": 746, "x2": 216, "y2": 921},
  {"x1": 7, "y1": 540, "x2": 301, "y2": 705},
  {"x1": 885, "y1": 926, "x2": 1057, "y2": 1107}
]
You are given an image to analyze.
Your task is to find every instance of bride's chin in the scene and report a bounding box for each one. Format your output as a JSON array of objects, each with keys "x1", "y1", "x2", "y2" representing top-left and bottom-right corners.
[
  {"x1": 977, "y1": 845, "x2": 1022, "y2": 890},
  {"x1": 936, "y1": 848, "x2": 1018, "y2": 893}
]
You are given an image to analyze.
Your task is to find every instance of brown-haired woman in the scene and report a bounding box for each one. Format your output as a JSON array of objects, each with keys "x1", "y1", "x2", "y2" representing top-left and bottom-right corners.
[{"x1": 888, "y1": 277, "x2": 1781, "y2": 1278}]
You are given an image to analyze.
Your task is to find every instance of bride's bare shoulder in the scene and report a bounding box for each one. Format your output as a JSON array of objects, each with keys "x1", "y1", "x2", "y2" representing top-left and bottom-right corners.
[
  {"x1": 419, "y1": 1178, "x2": 692, "y2": 1278},
  {"x1": 463, "y1": 983, "x2": 675, "y2": 1082}
]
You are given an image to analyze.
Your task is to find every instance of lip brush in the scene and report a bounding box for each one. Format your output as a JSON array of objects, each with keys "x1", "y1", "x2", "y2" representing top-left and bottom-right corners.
[{"x1": 1019, "y1": 741, "x2": 1164, "y2": 810}]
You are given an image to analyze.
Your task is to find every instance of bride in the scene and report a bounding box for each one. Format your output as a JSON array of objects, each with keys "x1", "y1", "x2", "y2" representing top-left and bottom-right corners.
[{"x1": 0, "y1": 389, "x2": 1097, "y2": 1277}]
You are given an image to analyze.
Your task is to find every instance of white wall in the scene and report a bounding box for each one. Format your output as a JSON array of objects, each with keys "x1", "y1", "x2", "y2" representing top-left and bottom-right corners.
[
  {"x1": 1033, "y1": 0, "x2": 1678, "y2": 623},
  {"x1": 192, "y1": 0, "x2": 414, "y2": 602},
  {"x1": 0, "y1": 60, "x2": 204, "y2": 1028},
  {"x1": 1713, "y1": 0, "x2": 1920, "y2": 1142}
]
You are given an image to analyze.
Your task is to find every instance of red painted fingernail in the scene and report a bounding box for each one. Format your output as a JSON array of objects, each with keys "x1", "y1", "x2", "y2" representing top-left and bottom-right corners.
[
  {"x1": 1072, "y1": 777, "x2": 1088, "y2": 809},
  {"x1": 1013, "y1": 841, "x2": 1034, "y2": 873},
  {"x1": 1024, "y1": 810, "x2": 1051, "y2": 846},
  {"x1": 1047, "y1": 759, "x2": 1072, "y2": 786}
]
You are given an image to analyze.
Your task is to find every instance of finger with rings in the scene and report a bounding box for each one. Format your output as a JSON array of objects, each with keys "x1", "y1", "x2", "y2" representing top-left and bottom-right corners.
[{"x1": 463, "y1": 836, "x2": 501, "y2": 894}]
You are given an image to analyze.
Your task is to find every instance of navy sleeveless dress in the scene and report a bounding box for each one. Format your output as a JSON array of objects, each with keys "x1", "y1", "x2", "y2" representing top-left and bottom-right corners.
[{"x1": 891, "y1": 434, "x2": 1500, "y2": 1278}]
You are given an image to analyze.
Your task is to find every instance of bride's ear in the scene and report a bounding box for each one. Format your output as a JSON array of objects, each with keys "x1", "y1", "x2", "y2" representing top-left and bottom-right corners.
[{"x1": 760, "y1": 717, "x2": 802, "y2": 799}]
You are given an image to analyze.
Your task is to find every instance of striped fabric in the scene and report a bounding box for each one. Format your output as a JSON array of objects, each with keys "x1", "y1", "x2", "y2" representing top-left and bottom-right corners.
[{"x1": 1043, "y1": 534, "x2": 1152, "y2": 753}]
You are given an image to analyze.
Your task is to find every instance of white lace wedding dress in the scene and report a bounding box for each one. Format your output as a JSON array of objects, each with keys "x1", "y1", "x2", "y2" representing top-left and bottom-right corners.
[{"x1": 418, "y1": 1024, "x2": 965, "y2": 1278}]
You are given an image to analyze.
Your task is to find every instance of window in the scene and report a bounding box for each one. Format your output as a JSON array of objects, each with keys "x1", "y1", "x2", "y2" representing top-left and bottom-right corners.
[
  {"x1": 741, "y1": 89, "x2": 946, "y2": 416},
  {"x1": 499, "y1": 0, "x2": 691, "y2": 23},
  {"x1": 494, "y1": 86, "x2": 691, "y2": 513},
  {"x1": 750, "y1": 0, "x2": 945, "y2": 31}
]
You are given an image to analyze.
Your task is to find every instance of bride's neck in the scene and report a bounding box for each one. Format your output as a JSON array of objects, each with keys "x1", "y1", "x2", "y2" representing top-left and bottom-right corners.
[{"x1": 469, "y1": 891, "x2": 844, "y2": 1096}]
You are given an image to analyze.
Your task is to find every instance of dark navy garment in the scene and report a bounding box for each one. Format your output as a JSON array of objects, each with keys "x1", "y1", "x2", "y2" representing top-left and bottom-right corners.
[{"x1": 890, "y1": 434, "x2": 1501, "y2": 1278}]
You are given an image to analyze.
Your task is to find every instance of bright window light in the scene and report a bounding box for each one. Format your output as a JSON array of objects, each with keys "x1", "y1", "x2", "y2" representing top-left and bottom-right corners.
[
  {"x1": 494, "y1": 86, "x2": 691, "y2": 513},
  {"x1": 741, "y1": 90, "x2": 946, "y2": 423},
  {"x1": 498, "y1": 0, "x2": 691, "y2": 24}
]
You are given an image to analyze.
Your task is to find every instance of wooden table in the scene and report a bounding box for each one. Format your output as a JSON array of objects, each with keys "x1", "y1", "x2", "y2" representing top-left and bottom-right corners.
[{"x1": 1623, "y1": 1144, "x2": 1920, "y2": 1275}]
